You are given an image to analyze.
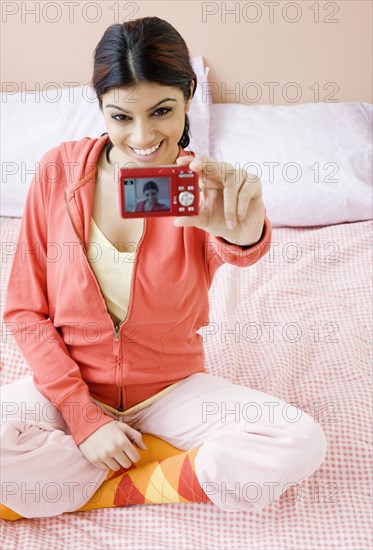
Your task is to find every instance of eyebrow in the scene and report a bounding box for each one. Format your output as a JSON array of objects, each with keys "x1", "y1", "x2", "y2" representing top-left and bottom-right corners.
[{"x1": 105, "y1": 98, "x2": 177, "y2": 113}]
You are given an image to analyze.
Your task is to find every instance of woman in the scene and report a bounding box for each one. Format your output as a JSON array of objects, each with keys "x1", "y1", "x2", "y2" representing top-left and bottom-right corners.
[
  {"x1": 135, "y1": 180, "x2": 169, "y2": 212},
  {"x1": 1, "y1": 16, "x2": 327, "y2": 518}
]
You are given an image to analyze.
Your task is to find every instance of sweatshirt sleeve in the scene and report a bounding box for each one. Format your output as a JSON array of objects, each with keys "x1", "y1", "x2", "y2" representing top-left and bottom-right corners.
[
  {"x1": 2, "y1": 148, "x2": 113, "y2": 447},
  {"x1": 205, "y1": 210, "x2": 272, "y2": 281}
]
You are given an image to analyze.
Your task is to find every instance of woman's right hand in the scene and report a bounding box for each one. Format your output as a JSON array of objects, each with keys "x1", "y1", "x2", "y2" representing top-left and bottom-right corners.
[{"x1": 78, "y1": 420, "x2": 148, "y2": 472}]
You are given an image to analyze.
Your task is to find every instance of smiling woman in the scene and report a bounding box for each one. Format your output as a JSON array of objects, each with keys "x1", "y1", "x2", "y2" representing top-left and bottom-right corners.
[
  {"x1": 1, "y1": 15, "x2": 328, "y2": 522},
  {"x1": 91, "y1": 17, "x2": 197, "y2": 167},
  {"x1": 99, "y1": 83, "x2": 192, "y2": 167}
]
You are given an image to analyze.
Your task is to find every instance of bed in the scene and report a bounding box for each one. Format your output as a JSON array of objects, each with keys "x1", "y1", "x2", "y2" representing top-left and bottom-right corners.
[{"x1": 1, "y1": 50, "x2": 372, "y2": 550}]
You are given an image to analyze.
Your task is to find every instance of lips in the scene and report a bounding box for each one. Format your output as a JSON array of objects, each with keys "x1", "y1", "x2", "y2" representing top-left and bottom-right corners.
[{"x1": 130, "y1": 140, "x2": 163, "y2": 156}]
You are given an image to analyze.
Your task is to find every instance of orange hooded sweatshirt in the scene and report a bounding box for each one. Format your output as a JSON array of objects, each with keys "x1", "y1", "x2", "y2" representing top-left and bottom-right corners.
[{"x1": 3, "y1": 135, "x2": 272, "y2": 446}]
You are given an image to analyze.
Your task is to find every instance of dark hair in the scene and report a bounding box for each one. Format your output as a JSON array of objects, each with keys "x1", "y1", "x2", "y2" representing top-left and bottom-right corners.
[
  {"x1": 91, "y1": 16, "x2": 197, "y2": 163},
  {"x1": 143, "y1": 180, "x2": 159, "y2": 193}
]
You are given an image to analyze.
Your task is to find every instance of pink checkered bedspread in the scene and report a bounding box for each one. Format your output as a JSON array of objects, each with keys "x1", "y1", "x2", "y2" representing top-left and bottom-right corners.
[{"x1": 1, "y1": 216, "x2": 372, "y2": 550}]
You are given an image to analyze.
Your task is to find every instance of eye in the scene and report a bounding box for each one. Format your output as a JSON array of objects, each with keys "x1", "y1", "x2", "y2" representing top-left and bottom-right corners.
[
  {"x1": 153, "y1": 107, "x2": 173, "y2": 117},
  {"x1": 111, "y1": 115, "x2": 129, "y2": 122},
  {"x1": 110, "y1": 107, "x2": 172, "y2": 123}
]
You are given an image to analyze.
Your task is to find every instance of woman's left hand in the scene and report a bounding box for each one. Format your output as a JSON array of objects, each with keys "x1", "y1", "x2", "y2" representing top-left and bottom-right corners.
[{"x1": 173, "y1": 155, "x2": 265, "y2": 246}]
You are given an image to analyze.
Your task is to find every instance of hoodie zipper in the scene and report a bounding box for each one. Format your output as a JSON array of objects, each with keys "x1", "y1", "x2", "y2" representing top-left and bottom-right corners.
[
  {"x1": 113, "y1": 322, "x2": 124, "y2": 410},
  {"x1": 64, "y1": 190, "x2": 146, "y2": 411}
]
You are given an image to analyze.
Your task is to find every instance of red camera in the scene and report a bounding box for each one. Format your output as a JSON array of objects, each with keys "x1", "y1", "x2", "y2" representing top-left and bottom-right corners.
[{"x1": 118, "y1": 164, "x2": 200, "y2": 218}]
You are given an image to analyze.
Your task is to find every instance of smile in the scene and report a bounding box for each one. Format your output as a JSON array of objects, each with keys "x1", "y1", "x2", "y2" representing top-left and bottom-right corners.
[{"x1": 130, "y1": 141, "x2": 163, "y2": 156}]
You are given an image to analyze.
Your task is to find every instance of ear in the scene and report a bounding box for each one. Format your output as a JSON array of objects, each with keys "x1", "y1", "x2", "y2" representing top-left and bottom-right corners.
[{"x1": 185, "y1": 81, "x2": 195, "y2": 113}]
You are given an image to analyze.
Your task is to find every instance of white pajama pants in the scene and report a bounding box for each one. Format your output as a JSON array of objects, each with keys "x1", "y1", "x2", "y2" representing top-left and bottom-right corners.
[{"x1": 0, "y1": 372, "x2": 328, "y2": 518}]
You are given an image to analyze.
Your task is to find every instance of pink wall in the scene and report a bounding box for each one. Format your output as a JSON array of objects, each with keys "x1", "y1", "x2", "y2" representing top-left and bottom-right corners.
[{"x1": 1, "y1": 0, "x2": 372, "y2": 105}]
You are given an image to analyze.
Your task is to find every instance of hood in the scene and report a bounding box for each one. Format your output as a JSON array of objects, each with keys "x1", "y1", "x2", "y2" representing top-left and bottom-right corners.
[{"x1": 62, "y1": 135, "x2": 107, "y2": 196}]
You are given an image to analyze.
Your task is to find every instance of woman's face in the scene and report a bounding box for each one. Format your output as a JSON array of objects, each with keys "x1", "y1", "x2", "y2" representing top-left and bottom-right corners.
[
  {"x1": 144, "y1": 188, "x2": 158, "y2": 203},
  {"x1": 101, "y1": 82, "x2": 192, "y2": 166}
]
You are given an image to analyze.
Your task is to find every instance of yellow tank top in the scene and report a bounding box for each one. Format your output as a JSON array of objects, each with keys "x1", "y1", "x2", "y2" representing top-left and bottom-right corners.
[{"x1": 87, "y1": 217, "x2": 135, "y2": 324}]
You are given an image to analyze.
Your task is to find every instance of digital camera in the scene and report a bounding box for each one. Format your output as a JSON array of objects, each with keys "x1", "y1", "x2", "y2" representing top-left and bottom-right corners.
[{"x1": 118, "y1": 164, "x2": 200, "y2": 218}]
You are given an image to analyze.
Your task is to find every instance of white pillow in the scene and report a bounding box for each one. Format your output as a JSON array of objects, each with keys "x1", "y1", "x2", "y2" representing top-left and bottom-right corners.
[
  {"x1": 209, "y1": 102, "x2": 372, "y2": 227},
  {"x1": 0, "y1": 56, "x2": 211, "y2": 217}
]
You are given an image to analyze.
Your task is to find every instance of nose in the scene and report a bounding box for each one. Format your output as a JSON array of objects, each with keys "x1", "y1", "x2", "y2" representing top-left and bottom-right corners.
[{"x1": 130, "y1": 118, "x2": 156, "y2": 148}]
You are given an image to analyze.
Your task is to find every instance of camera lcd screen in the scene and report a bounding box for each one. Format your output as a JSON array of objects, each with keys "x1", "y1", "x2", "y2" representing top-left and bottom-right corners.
[{"x1": 123, "y1": 177, "x2": 171, "y2": 213}]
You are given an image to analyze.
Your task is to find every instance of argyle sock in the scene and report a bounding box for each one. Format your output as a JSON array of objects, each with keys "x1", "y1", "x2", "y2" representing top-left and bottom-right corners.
[
  {"x1": 0, "y1": 435, "x2": 212, "y2": 520},
  {"x1": 0, "y1": 502, "x2": 23, "y2": 521},
  {"x1": 75, "y1": 444, "x2": 212, "y2": 512}
]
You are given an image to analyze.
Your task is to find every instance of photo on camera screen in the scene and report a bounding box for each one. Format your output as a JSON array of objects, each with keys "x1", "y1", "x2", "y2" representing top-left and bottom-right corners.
[{"x1": 124, "y1": 177, "x2": 171, "y2": 213}]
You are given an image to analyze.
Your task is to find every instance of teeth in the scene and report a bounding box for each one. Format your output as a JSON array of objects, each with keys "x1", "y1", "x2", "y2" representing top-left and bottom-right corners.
[{"x1": 132, "y1": 141, "x2": 162, "y2": 156}]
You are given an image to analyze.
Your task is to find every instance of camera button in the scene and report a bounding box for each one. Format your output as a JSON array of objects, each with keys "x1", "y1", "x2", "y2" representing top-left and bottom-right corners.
[{"x1": 179, "y1": 191, "x2": 194, "y2": 207}]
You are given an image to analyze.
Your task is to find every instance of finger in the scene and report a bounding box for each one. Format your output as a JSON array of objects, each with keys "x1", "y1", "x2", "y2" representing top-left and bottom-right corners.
[
  {"x1": 127, "y1": 426, "x2": 148, "y2": 448},
  {"x1": 199, "y1": 158, "x2": 235, "y2": 186},
  {"x1": 87, "y1": 455, "x2": 110, "y2": 472},
  {"x1": 207, "y1": 188, "x2": 218, "y2": 209},
  {"x1": 98, "y1": 458, "x2": 121, "y2": 472},
  {"x1": 125, "y1": 429, "x2": 147, "y2": 456},
  {"x1": 223, "y1": 166, "x2": 257, "y2": 226},
  {"x1": 236, "y1": 178, "x2": 252, "y2": 221},
  {"x1": 107, "y1": 456, "x2": 131, "y2": 471},
  {"x1": 122, "y1": 442, "x2": 141, "y2": 464},
  {"x1": 177, "y1": 155, "x2": 220, "y2": 183},
  {"x1": 116, "y1": 425, "x2": 146, "y2": 459},
  {"x1": 122, "y1": 447, "x2": 141, "y2": 467},
  {"x1": 175, "y1": 155, "x2": 195, "y2": 166},
  {"x1": 223, "y1": 175, "x2": 239, "y2": 228},
  {"x1": 236, "y1": 177, "x2": 263, "y2": 221},
  {"x1": 132, "y1": 439, "x2": 148, "y2": 451},
  {"x1": 130, "y1": 434, "x2": 148, "y2": 451}
]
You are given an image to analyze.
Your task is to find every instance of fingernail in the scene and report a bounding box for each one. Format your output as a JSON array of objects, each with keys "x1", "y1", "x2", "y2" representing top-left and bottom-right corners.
[{"x1": 226, "y1": 219, "x2": 236, "y2": 230}]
